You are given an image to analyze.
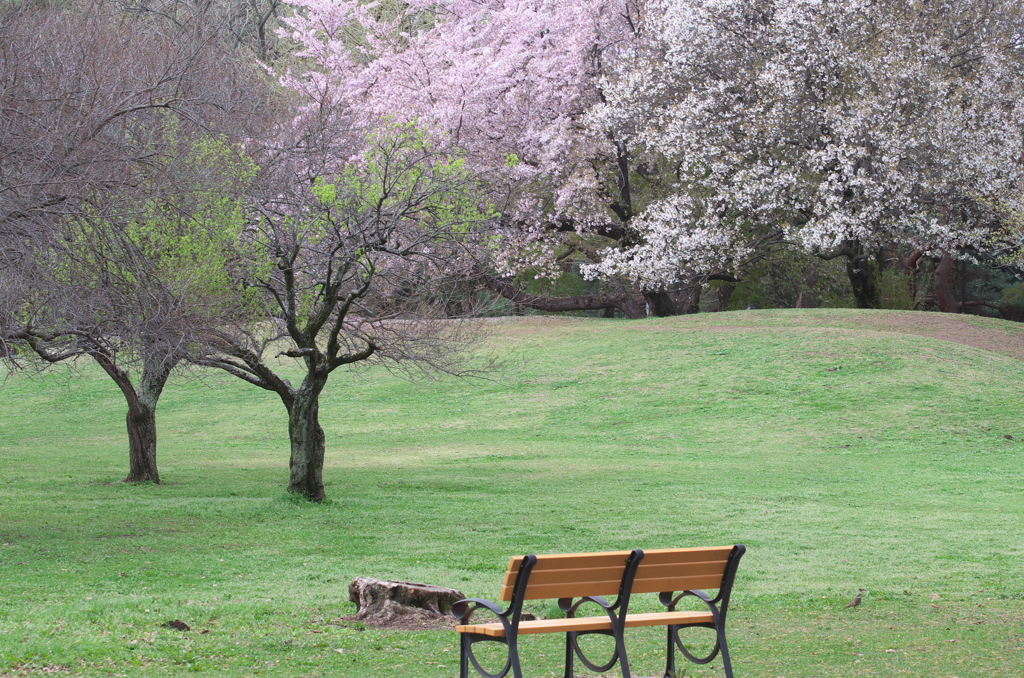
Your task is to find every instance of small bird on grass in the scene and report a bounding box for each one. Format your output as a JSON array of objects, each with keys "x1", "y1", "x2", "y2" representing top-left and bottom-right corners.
[{"x1": 846, "y1": 589, "x2": 866, "y2": 608}]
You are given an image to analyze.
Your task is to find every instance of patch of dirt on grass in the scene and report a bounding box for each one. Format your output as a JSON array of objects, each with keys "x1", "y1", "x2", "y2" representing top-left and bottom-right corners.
[
  {"x1": 338, "y1": 614, "x2": 456, "y2": 631},
  {"x1": 634, "y1": 310, "x2": 1024, "y2": 361},
  {"x1": 844, "y1": 311, "x2": 1024, "y2": 361},
  {"x1": 1, "y1": 665, "x2": 71, "y2": 677}
]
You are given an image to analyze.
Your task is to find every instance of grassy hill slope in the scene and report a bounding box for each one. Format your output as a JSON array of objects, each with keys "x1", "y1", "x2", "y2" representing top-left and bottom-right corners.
[{"x1": 1, "y1": 309, "x2": 1022, "y2": 677}]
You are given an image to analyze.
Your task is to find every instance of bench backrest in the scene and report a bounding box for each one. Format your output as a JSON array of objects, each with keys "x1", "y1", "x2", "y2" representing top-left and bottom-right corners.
[
  {"x1": 630, "y1": 546, "x2": 735, "y2": 595},
  {"x1": 499, "y1": 550, "x2": 633, "y2": 601},
  {"x1": 498, "y1": 546, "x2": 736, "y2": 602}
]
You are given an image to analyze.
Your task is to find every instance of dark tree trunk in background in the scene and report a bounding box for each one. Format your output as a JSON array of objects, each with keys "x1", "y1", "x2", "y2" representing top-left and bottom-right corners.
[
  {"x1": 644, "y1": 290, "x2": 677, "y2": 316},
  {"x1": 673, "y1": 284, "x2": 702, "y2": 314},
  {"x1": 897, "y1": 248, "x2": 924, "y2": 305},
  {"x1": 846, "y1": 249, "x2": 879, "y2": 308},
  {"x1": 817, "y1": 239, "x2": 880, "y2": 308},
  {"x1": 932, "y1": 252, "x2": 960, "y2": 313},
  {"x1": 479, "y1": 271, "x2": 646, "y2": 318},
  {"x1": 716, "y1": 282, "x2": 736, "y2": 311},
  {"x1": 285, "y1": 384, "x2": 328, "y2": 501},
  {"x1": 795, "y1": 263, "x2": 819, "y2": 308},
  {"x1": 643, "y1": 284, "x2": 702, "y2": 316}
]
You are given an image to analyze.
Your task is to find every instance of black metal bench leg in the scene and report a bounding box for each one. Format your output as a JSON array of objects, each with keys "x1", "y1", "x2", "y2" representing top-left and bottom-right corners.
[
  {"x1": 563, "y1": 633, "x2": 575, "y2": 678},
  {"x1": 563, "y1": 630, "x2": 631, "y2": 678},
  {"x1": 718, "y1": 627, "x2": 734, "y2": 678},
  {"x1": 615, "y1": 630, "x2": 632, "y2": 678},
  {"x1": 663, "y1": 625, "x2": 677, "y2": 678},
  {"x1": 509, "y1": 638, "x2": 524, "y2": 678},
  {"x1": 460, "y1": 635, "x2": 522, "y2": 678},
  {"x1": 460, "y1": 634, "x2": 470, "y2": 678}
]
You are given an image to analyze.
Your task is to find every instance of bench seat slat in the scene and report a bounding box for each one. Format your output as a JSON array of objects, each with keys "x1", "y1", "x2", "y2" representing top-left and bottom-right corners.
[{"x1": 456, "y1": 610, "x2": 715, "y2": 638}]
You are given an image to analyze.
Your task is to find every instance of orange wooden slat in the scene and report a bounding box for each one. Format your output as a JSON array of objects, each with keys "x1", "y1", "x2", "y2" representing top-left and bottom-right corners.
[
  {"x1": 630, "y1": 574, "x2": 727, "y2": 594},
  {"x1": 499, "y1": 552, "x2": 634, "y2": 601},
  {"x1": 524, "y1": 565, "x2": 634, "y2": 586},
  {"x1": 623, "y1": 611, "x2": 715, "y2": 628},
  {"x1": 503, "y1": 578, "x2": 626, "y2": 601},
  {"x1": 496, "y1": 547, "x2": 736, "y2": 601},
  {"x1": 634, "y1": 560, "x2": 728, "y2": 579},
  {"x1": 637, "y1": 547, "x2": 735, "y2": 564},
  {"x1": 508, "y1": 569, "x2": 729, "y2": 599},
  {"x1": 509, "y1": 550, "x2": 634, "y2": 563},
  {"x1": 457, "y1": 616, "x2": 614, "y2": 637},
  {"x1": 499, "y1": 556, "x2": 520, "y2": 597},
  {"x1": 506, "y1": 551, "x2": 634, "y2": 571},
  {"x1": 533, "y1": 552, "x2": 633, "y2": 569},
  {"x1": 455, "y1": 610, "x2": 716, "y2": 638}
]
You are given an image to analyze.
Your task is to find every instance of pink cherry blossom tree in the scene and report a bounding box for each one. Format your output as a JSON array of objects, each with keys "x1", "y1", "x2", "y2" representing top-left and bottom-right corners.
[{"x1": 281, "y1": 0, "x2": 697, "y2": 316}]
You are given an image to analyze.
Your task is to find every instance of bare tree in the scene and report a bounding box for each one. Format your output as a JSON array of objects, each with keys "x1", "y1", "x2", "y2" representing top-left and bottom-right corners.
[
  {"x1": 115, "y1": 0, "x2": 288, "y2": 63},
  {"x1": 10, "y1": 137, "x2": 257, "y2": 483},
  {"x1": 0, "y1": 2, "x2": 263, "y2": 241},
  {"x1": 199, "y1": 111, "x2": 491, "y2": 501},
  {"x1": 0, "y1": 2, "x2": 269, "y2": 483}
]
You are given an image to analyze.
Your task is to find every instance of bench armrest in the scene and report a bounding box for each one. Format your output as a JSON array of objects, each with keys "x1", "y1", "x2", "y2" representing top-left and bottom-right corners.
[
  {"x1": 558, "y1": 595, "x2": 614, "y2": 616},
  {"x1": 452, "y1": 597, "x2": 507, "y2": 624},
  {"x1": 659, "y1": 589, "x2": 713, "y2": 609}
]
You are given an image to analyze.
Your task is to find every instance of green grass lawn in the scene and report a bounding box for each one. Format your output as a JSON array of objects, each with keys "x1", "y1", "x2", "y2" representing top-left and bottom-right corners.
[{"x1": 1, "y1": 309, "x2": 1023, "y2": 677}]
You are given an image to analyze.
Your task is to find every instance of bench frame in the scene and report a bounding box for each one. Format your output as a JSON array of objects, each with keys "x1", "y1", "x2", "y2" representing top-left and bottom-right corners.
[{"x1": 452, "y1": 544, "x2": 746, "y2": 678}]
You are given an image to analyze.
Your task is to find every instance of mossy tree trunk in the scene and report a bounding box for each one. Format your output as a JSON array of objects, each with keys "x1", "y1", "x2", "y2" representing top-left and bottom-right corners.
[{"x1": 285, "y1": 381, "x2": 328, "y2": 501}]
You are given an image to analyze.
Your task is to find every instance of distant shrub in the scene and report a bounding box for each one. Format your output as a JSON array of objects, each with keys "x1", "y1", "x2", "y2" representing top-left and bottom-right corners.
[
  {"x1": 1001, "y1": 282, "x2": 1024, "y2": 321},
  {"x1": 878, "y1": 268, "x2": 916, "y2": 310}
]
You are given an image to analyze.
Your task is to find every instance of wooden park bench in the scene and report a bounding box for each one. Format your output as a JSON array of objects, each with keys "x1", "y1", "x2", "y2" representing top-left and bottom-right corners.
[{"x1": 452, "y1": 544, "x2": 746, "y2": 678}]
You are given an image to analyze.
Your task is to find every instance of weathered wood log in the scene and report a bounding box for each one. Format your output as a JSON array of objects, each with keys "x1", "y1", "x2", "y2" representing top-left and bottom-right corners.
[{"x1": 348, "y1": 577, "x2": 464, "y2": 626}]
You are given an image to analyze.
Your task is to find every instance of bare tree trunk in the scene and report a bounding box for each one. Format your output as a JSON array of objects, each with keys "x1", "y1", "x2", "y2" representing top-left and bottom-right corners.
[
  {"x1": 840, "y1": 239, "x2": 879, "y2": 309},
  {"x1": 846, "y1": 264, "x2": 878, "y2": 308},
  {"x1": 643, "y1": 285, "x2": 702, "y2": 316},
  {"x1": 897, "y1": 248, "x2": 924, "y2": 304},
  {"x1": 92, "y1": 353, "x2": 175, "y2": 484},
  {"x1": 125, "y1": 396, "x2": 160, "y2": 483},
  {"x1": 286, "y1": 386, "x2": 327, "y2": 501},
  {"x1": 716, "y1": 282, "x2": 736, "y2": 311}
]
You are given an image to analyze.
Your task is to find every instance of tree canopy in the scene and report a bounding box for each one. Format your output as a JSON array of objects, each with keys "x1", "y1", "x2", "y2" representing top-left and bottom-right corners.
[{"x1": 582, "y1": 0, "x2": 1024, "y2": 307}]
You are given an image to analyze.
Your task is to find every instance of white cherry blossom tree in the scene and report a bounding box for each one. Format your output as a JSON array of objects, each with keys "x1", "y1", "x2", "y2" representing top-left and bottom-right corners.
[{"x1": 583, "y1": 0, "x2": 1024, "y2": 308}]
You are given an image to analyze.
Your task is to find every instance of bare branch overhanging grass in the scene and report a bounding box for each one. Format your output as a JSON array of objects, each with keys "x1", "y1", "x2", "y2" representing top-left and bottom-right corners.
[{"x1": 1, "y1": 309, "x2": 1023, "y2": 677}]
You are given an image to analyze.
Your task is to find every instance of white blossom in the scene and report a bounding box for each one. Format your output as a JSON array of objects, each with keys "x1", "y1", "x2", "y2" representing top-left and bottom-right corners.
[{"x1": 586, "y1": 0, "x2": 1024, "y2": 288}]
